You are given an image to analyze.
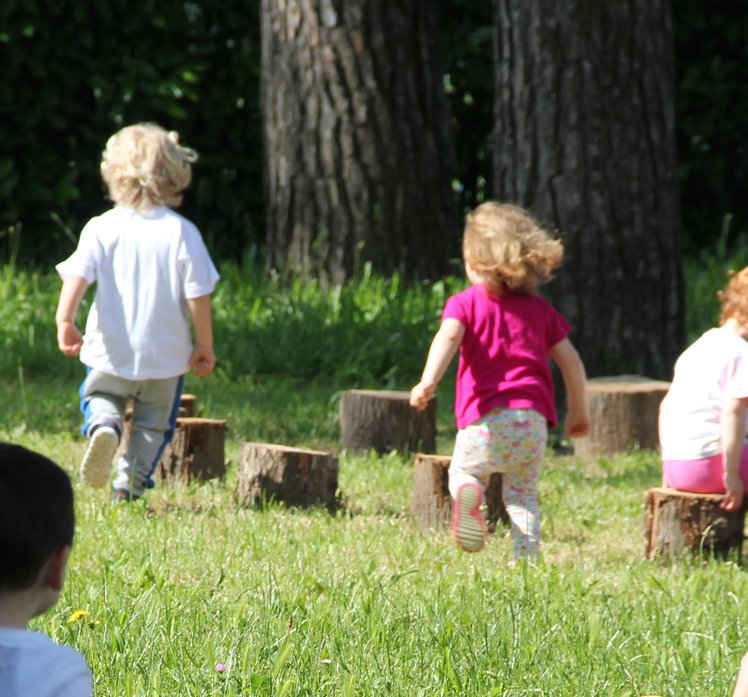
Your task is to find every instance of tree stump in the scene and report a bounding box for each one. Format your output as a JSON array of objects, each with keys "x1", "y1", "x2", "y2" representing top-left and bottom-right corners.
[
  {"x1": 158, "y1": 417, "x2": 226, "y2": 484},
  {"x1": 574, "y1": 375, "x2": 670, "y2": 459},
  {"x1": 644, "y1": 487, "x2": 746, "y2": 561},
  {"x1": 410, "y1": 453, "x2": 509, "y2": 535},
  {"x1": 339, "y1": 389, "x2": 436, "y2": 453},
  {"x1": 116, "y1": 393, "x2": 199, "y2": 461},
  {"x1": 237, "y1": 442, "x2": 339, "y2": 510},
  {"x1": 178, "y1": 393, "x2": 197, "y2": 417}
]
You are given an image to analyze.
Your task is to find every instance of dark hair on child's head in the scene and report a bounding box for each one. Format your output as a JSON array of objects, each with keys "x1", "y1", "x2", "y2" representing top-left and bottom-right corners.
[
  {"x1": 719, "y1": 267, "x2": 748, "y2": 327},
  {"x1": 0, "y1": 443, "x2": 74, "y2": 592}
]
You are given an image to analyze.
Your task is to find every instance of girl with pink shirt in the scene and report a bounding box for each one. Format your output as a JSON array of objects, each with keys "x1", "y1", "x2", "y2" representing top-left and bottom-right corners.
[{"x1": 410, "y1": 202, "x2": 590, "y2": 559}]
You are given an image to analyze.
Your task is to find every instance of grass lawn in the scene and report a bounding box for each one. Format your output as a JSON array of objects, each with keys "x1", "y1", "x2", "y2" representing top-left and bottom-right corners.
[
  {"x1": 1, "y1": 257, "x2": 747, "y2": 696},
  {"x1": 2, "y1": 372, "x2": 747, "y2": 696}
]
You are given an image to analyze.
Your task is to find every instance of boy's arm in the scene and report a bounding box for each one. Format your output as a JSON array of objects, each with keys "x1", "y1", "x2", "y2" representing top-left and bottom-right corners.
[
  {"x1": 721, "y1": 396, "x2": 747, "y2": 511},
  {"x1": 55, "y1": 275, "x2": 89, "y2": 356},
  {"x1": 186, "y1": 294, "x2": 216, "y2": 377},
  {"x1": 549, "y1": 337, "x2": 590, "y2": 438},
  {"x1": 410, "y1": 317, "x2": 465, "y2": 411}
]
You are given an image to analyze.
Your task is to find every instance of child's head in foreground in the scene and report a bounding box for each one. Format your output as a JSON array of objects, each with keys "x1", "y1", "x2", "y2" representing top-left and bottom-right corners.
[
  {"x1": 719, "y1": 266, "x2": 748, "y2": 327},
  {"x1": 100, "y1": 122, "x2": 198, "y2": 211},
  {"x1": 462, "y1": 202, "x2": 563, "y2": 295},
  {"x1": 0, "y1": 443, "x2": 74, "y2": 617}
]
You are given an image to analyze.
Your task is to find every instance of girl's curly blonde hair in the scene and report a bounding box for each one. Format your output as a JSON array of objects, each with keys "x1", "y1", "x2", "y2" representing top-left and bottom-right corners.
[
  {"x1": 462, "y1": 202, "x2": 563, "y2": 295},
  {"x1": 719, "y1": 267, "x2": 748, "y2": 326},
  {"x1": 100, "y1": 123, "x2": 197, "y2": 210}
]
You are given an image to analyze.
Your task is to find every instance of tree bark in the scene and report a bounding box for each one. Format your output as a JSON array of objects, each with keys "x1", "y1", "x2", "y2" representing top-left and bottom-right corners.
[
  {"x1": 262, "y1": 0, "x2": 459, "y2": 283},
  {"x1": 645, "y1": 487, "x2": 746, "y2": 561},
  {"x1": 339, "y1": 389, "x2": 436, "y2": 453},
  {"x1": 410, "y1": 453, "x2": 508, "y2": 536},
  {"x1": 492, "y1": 1, "x2": 685, "y2": 379},
  {"x1": 237, "y1": 442, "x2": 339, "y2": 509},
  {"x1": 573, "y1": 375, "x2": 670, "y2": 459}
]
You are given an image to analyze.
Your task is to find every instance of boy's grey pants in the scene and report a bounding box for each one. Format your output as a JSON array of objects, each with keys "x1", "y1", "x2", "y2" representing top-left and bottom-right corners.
[{"x1": 80, "y1": 369, "x2": 183, "y2": 495}]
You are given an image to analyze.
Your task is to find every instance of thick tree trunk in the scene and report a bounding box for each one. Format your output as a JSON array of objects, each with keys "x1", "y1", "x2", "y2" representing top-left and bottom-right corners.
[
  {"x1": 262, "y1": 0, "x2": 459, "y2": 283},
  {"x1": 492, "y1": 1, "x2": 685, "y2": 379}
]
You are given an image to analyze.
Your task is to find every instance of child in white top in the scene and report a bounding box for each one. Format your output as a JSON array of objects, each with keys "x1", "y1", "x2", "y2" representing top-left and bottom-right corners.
[
  {"x1": 659, "y1": 267, "x2": 748, "y2": 512},
  {"x1": 55, "y1": 123, "x2": 219, "y2": 500},
  {"x1": 411, "y1": 202, "x2": 589, "y2": 558},
  {"x1": 0, "y1": 443, "x2": 92, "y2": 696}
]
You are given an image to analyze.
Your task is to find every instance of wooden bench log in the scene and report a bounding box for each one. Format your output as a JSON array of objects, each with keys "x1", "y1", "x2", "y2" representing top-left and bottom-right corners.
[
  {"x1": 339, "y1": 389, "x2": 436, "y2": 454},
  {"x1": 237, "y1": 442, "x2": 339, "y2": 510},
  {"x1": 644, "y1": 487, "x2": 746, "y2": 561},
  {"x1": 410, "y1": 453, "x2": 509, "y2": 535},
  {"x1": 116, "y1": 392, "x2": 199, "y2": 461},
  {"x1": 574, "y1": 375, "x2": 670, "y2": 459},
  {"x1": 158, "y1": 417, "x2": 227, "y2": 484}
]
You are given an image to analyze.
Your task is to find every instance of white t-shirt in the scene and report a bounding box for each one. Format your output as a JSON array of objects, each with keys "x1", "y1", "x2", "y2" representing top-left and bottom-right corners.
[
  {"x1": 660, "y1": 327, "x2": 748, "y2": 460},
  {"x1": 0, "y1": 627, "x2": 92, "y2": 696},
  {"x1": 56, "y1": 206, "x2": 219, "y2": 380}
]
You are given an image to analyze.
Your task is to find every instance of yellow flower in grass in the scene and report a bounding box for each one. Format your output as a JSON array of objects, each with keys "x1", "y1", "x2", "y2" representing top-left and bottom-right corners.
[
  {"x1": 68, "y1": 609, "x2": 89, "y2": 623},
  {"x1": 68, "y1": 609, "x2": 100, "y2": 627}
]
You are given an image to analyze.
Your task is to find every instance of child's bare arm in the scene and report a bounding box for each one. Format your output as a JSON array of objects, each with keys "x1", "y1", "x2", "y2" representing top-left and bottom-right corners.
[
  {"x1": 55, "y1": 275, "x2": 89, "y2": 356},
  {"x1": 721, "y1": 397, "x2": 747, "y2": 511},
  {"x1": 186, "y1": 294, "x2": 216, "y2": 377},
  {"x1": 549, "y1": 338, "x2": 590, "y2": 438},
  {"x1": 410, "y1": 318, "x2": 465, "y2": 411}
]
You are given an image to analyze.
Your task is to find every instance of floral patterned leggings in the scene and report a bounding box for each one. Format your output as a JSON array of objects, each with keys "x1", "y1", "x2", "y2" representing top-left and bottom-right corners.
[{"x1": 448, "y1": 408, "x2": 547, "y2": 559}]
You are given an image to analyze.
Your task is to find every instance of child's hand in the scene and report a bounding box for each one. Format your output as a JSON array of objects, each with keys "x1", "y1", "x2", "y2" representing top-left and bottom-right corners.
[
  {"x1": 410, "y1": 382, "x2": 436, "y2": 411},
  {"x1": 563, "y1": 410, "x2": 590, "y2": 438},
  {"x1": 57, "y1": 321, "x2": 83, "y2": 356},
  {"x1": 189, "y1": 345, "x2": 216, "y2": 377},
  {"x1": 721, "y1": 472, "x2": 744, "y2": 511}
]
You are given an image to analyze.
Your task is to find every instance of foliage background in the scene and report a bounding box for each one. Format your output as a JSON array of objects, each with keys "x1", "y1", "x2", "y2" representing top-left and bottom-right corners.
[{"x1": 1, "y1": 1, "x2": 746, "y2": 267}]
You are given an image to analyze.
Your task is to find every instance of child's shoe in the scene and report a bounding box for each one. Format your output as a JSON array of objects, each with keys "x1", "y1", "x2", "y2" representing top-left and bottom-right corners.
[
  {"x1": 451, "y1": 481, "x2": 486, "y2": 553},
  {"x1": 112, "y1": 488, "x2": 140, "y2": 503},
  {"x1": 80, "y1": 425, "x2": 118, "y2": 488}
]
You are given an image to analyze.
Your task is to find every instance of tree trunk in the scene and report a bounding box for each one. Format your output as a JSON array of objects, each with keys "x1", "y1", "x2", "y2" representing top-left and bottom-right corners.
[
  {"x1": 261, "y1": 0, "x2": 459, "y2": 283},
  {"x1": 492, "y1": 1, "x2": 685, "y2": 379}
]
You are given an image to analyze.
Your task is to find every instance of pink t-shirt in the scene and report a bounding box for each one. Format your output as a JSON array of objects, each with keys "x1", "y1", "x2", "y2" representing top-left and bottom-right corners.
[{"x1": 443, "y1": 284, "x2": 570, "y2": 429}]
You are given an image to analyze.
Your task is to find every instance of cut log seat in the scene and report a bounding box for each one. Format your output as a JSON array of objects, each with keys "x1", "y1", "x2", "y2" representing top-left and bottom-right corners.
[
  {"x1": 410, "y1": 453, "x2": 508, "y2": 536},
  {"x1": 644, "y1": 486, "x2": 746, "y2": 561},
  {"x1": 236, "y1": 442, "x2": 339, "y2": 510},
  {"x1": 574, "y1": 375, "x2": 670, "y2": 459},
  {"x1": 339, "y1": 389, "x2": 436, "y2": 454}
]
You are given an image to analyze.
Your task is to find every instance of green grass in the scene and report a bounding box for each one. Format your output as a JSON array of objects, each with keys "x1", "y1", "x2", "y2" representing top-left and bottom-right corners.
[{"x1": 2, "y1": 251, "x2": 748, "y2": 695}]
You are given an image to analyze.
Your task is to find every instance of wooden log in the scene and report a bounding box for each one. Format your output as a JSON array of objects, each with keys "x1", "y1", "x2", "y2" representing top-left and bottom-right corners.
[
  {"x1": 574, "y1": 375, "x2": 670, "y2": 459},
  {"x1": 410, "y1": 453, "x2": 509, "y2": 535},
  {"x1": 116, "y1": 393, "x2": 199, "y2": 461},
  {"x1": 644, "y1": 487, "x2": 746, "y2": 561},
  {"x1": 237, "y1": 442, "x2": 339, "y2": 510},
  {"x1": 178, "y1": 393, "x2": 197, "y2": 417},
  {"x1": 158, "y1": 417, "x2": 226, "y2": 484},
  {"x1": 339, "y1": 389, "x2": 436, "y2": 453}
]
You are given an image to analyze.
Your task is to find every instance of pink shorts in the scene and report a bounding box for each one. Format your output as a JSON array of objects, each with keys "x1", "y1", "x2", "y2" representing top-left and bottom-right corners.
[{"x1": 663, "y1": 444, "x2": 748, "y2": 493}]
